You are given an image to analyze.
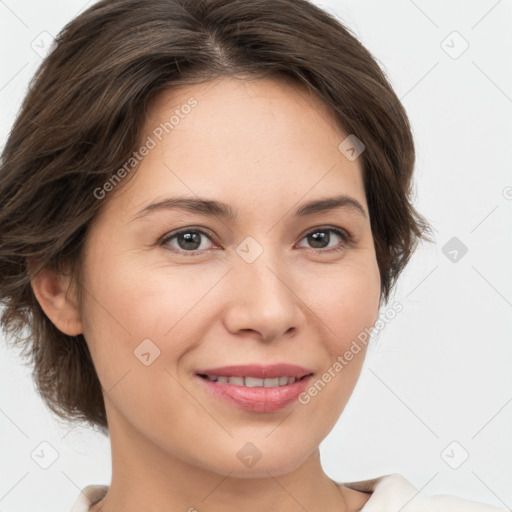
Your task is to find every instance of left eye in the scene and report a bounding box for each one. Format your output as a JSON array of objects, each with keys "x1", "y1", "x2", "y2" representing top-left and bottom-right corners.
[
  {"x1": 160, "y1": 226, "x2": 351, "y2": 256},
  {"x1": 296, "y1": 227, "x2": 351, "y2": 252}
]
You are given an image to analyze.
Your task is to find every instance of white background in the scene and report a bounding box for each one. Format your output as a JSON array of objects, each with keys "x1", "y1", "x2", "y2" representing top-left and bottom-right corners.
[{"x1": 1, "y1": 0, "x2": 511, "y2": 511}]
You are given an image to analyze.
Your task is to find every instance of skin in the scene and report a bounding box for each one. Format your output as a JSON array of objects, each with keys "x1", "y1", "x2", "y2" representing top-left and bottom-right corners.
[{"x1": 31, "y1": 75, "x2": 381, "y2": 511}]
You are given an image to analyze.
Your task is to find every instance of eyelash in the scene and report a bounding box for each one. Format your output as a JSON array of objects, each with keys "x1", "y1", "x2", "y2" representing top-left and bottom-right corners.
[{"x1": 159, "y1": 225, "x2": 354, "y2": 257}]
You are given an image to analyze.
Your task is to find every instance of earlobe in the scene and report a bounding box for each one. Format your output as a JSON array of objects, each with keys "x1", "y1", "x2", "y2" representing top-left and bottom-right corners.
[{"x1": 29, "y1": 262, "x2": 83, "y2": 336}]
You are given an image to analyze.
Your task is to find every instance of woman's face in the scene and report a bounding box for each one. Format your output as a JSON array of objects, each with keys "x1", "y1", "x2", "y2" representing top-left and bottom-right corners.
[{"x1": 79, "y1": 76, "x2": 381, "y2": 477}]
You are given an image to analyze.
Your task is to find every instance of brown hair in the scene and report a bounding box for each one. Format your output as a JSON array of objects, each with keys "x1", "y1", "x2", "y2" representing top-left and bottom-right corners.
[{"x1": 0, "y1": 0, "x2": 431, "y2": 431}]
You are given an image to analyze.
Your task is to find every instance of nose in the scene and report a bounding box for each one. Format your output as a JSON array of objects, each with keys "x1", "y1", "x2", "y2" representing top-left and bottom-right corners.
[{"x1": 222, "y1": 250, "x2": 305, "y2": 342}]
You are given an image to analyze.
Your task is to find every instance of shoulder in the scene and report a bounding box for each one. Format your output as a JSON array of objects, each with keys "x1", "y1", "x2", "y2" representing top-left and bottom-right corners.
[
  {"x1": 339, "y1": 473, "x2": 508, "y2": 512},
  {"x1": 69, "y1": 484, "x2": 109, "y2": 512}
]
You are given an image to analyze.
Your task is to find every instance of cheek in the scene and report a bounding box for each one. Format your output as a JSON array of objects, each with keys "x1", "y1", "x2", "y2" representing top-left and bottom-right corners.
[
  {"x1": 306, "y1": 255, "x2": 381, "y2": 351},
  {"x1": 294, "y1": 269, "x2": 379, "y2": 441},
  {"x1": 79, "y1": 247, "x2": 227, "y2": 385},
  {"x1": 301, "y1": 257, "x2": 379, "y2": 407}
]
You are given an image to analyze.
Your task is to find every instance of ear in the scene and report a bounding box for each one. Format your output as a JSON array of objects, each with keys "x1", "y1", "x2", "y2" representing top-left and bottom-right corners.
[{"x1": 29, "y1": 262, "x2": 83, "y2": 336}]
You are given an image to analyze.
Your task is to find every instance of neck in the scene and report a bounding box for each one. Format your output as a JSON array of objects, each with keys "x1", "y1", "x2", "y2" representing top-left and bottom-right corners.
[{"x1": 90, "y1": 409, "x2": 353, "y2": 512}]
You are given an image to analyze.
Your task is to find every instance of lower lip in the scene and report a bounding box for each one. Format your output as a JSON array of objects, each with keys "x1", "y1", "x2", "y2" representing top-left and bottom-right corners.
[{"x1": 196, "y1": 375, "x2": 313, "y2": 413}]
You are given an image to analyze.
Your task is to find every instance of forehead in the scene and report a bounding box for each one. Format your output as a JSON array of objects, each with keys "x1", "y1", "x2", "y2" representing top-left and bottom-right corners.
[
  {"x1": 99, "y1": 75, "x2": 367, "y2": 222},
  {"x1": 148, "y1": 74, "x2": 345, "y2": 149}
]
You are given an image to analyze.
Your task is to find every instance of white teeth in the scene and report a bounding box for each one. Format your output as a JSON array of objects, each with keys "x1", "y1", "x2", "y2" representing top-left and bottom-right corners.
[
  {"x1": 245, "y1": 377, "x2": 264, "y2": 387},
  {"x1": 203, "y1": 375, "x2": 302, "y2": 387}
]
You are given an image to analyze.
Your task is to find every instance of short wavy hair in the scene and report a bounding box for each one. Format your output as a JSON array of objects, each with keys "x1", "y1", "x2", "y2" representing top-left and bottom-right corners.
[{"x1": 0, "y1": 0, "x2": 431, "y2": 430}]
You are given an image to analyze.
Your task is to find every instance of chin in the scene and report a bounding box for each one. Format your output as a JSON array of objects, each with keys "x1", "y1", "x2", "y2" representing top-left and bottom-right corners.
[{"x1": 189, "y1": 436, "x2": 317, "y2": 479}]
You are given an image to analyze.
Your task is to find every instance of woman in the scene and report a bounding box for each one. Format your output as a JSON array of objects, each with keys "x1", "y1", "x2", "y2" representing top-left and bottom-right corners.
[{"x1": 0, "y1": 0, "x2": 506, "y2": 510}]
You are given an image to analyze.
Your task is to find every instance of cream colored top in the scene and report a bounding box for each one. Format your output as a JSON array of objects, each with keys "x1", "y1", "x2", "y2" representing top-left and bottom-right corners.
[{"x1": 69, "y1": 473, "x2": 508, "y2": 511}]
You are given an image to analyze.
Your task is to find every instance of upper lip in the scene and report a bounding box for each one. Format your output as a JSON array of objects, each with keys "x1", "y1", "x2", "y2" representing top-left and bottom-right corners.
[{"x1": 195, "y1": 364, "x2": 313, "y2": 379}]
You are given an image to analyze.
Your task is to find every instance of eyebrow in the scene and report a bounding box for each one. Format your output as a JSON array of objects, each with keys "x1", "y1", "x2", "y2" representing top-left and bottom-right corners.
[{"x1": 133, "y1": 194, "x2": 367, "y2": 221}]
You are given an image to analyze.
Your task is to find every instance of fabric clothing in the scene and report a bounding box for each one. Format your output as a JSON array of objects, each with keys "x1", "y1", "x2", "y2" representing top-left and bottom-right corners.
[
  {"x1": 69, "y1": 473, "x2": 508, "y2": 511},
  {"x1": 344, "y1": 473, "x2": 508, "y2": 511}
]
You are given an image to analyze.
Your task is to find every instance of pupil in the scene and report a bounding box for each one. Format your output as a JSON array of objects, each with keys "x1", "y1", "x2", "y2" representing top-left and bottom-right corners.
[
  {"x1": 178, "y1": 231, "x2": 201, "y2": 250},
  {"x1": 309, "y1": 231, "x2": 329, "y2": 249}
]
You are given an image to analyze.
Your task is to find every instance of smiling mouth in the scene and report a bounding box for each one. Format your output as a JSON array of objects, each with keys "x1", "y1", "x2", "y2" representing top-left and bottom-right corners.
[
  {"x1": 196, "y1": 374, "x2": 312, "y2": 387},
  {"x1": 195, "y1": 368, "x2": 314, "y2": 412}
]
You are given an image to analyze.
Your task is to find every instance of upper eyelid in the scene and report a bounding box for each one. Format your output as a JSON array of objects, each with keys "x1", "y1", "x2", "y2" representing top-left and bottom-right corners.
[
  {"x1": 160, "y1": 226, "x2": 217, "y2": 244},
  {"x1": 297, "y1": 225, "x2": 351, "y2": 240}
]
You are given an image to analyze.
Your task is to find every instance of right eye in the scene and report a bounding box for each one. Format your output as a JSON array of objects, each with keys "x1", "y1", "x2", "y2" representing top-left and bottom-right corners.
[{"x1": 160, "y1": 228, "x2": 218, "y2": 256}]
